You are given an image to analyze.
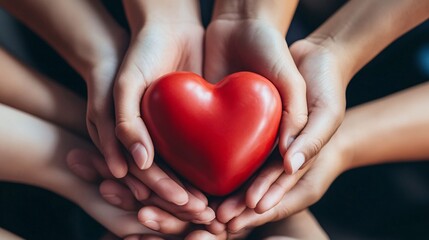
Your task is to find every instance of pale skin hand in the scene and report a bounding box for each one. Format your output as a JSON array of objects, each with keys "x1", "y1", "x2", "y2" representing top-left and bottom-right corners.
[
  {"x1": 206, "y1": 0, "x2": 311, "y2": 174},
  {"x1": 0, "y1": 0, "x2": 208, "y2": 209},
  {"x1": 0, "y1": 0, "x2": 129, "y2": 178},
  {"x1": 114, "y1": 0, "x2": 203, "y2": 170},
  {"x1": 216, "y1": 0, "x2": 429, "y2": 230},
  {"x1": 0, "y1": 49, "x2": 205, "y2": 239},
  {"x1": 112, "y1": 0, "x2": 209, "y2": 208},
  {"x1": 216, "y1": 81, "x2": 429, "y2": 233},
  {"x1": 69, "y1": 154, "x2": 328, "y2": 240}
]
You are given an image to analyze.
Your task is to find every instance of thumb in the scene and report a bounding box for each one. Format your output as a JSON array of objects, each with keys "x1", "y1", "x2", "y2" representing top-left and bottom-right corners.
[{"x1": 114, "y1": 63, "x2": 155, "y2": 170}]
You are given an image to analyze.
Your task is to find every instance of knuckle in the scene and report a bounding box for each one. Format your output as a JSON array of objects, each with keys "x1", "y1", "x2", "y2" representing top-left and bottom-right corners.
[
  {"x1": 276, "y1": 205, "x2": 292, "y2": 220},
  {"x1": 298, "y1": 131, "x2": 325, "y2": 159},
  {"x1": 306, "y1": 136, "x2": 324, "y2": 157},
  {"x1": 115, "y1": 121, "x2": 134, "y2": 141},
  {"x1": 295, "y1": 113, "x2": 309, "y2": 129},
  {"x1": 302, "y1": 181, "x2": 323, "y2": 204}
]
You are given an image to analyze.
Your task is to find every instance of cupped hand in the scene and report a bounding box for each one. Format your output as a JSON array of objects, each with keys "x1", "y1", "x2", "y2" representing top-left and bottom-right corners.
[
  {"x1": 114, "y1": 19, "x2": 204, "y2": 172},
  {"x1": 67, "y1": 149, "x2": 228, "y2": 240},
  {"x1": 216, "y1": 120, "x2": 351, "y2": 234},
  {"x1": 204, "y1": 18, "x2": 308, "y2": 174}
]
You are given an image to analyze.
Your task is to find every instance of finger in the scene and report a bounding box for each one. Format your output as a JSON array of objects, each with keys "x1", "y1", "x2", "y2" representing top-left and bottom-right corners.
[
  {"x1": 129, "y1": 163, "x2": 189, "y2": 206},
  {"x1": 284, "y1": 107, "x2": 343, "y2": 173},
  {"x1": 227, "y1": 208, "x2": 275, "y2": 234},
  {"x1": 260, "y1": 45, "x2": 308, "y2": 171},
  {"x1": 66, "y1": 149, "x2": 100, "y2": 182},
  {"x1": 185, "y1": 230, "x2": 227, "y2": 240},
  {"x1": 206, "y1": 219, "x2": 226, "y2": 235},
  {"x1": 138, "y1": 206, "x2": 189, "y2": 235},
  {"x1": 114, "y1": 53, "x2": 154, "y2": 170},
  {"x1": 185, "y1": 184, "x2": 208, "y2": 206},
  {"x1": 98, "y1": 117, "x2": 129, "y2": 178},
  {"x1": 247, "y1": 40, "x2": 309, "y2": 174},
  {"x1": 143, "y1": 194, "x2": 214, "y2": 224},
  {"x1": 245, "y1": 159, "x2": 284, "y2": 209},
  {"x1": 216, "y1": 193, "x2": 247, "y2": 224},
  {"x1": 99, "y1": 179, "x2": 140, "y2": 211},
  {"x1": 255, "y1": 165, "x2": 307, "y2": 214},
  {"x1": 89, "y1": 148, "x2": 115, "y2": 179},
  {"x1": 123, "y1": 175, "x2": 151, "y2": 201}
]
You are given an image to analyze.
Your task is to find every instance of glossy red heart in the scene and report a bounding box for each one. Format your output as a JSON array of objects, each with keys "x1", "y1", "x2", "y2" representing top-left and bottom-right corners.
[{"x1": 142, "y1": 72, "x2": 281, "y2": 196}]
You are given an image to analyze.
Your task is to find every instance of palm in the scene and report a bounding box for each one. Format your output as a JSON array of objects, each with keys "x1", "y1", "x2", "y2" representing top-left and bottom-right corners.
[
  {"x1": 129, "y1": 25, "x2": 204, "y2": 79},
  {"x1": 204, "y1": 19, "x2": 291, "y2": 83},
  {"x1": 290, "y1": 39, "x2": 345, "y2": 120}
]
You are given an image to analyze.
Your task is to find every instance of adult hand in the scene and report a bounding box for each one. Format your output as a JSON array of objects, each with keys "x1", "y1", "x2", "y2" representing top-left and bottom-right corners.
[
  {"x1": 216, "y1": 123, "x2": 349, "y2": 233},
  {"x1": 205, "y1": 0, "x2": 310, "y2": 174},
  {"x1": 114, "y1": 0, "x2": 204, "y2": 171},
  {"x1": 67, "y1": 149, "x2": 228, "y2": 240}
]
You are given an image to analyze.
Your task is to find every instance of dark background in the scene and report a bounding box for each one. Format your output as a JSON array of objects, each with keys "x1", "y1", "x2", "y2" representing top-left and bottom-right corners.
[{"x1": 1, "y1": 1, "x2": 429, "y2": 239}]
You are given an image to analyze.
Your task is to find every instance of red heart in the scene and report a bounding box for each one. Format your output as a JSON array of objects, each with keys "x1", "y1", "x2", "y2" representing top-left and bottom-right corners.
[{"x1": 142, "y1": 72, "x2": 281, "y2": 196}]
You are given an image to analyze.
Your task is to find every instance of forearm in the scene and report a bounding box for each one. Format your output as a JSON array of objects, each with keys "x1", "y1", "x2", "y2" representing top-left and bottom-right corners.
[
  {"x1": 212, "y1": 0, "x2": 298, "y2": 34},
  {"x1": 0, "y1": 103, "x2": 91, "y2": 193},
  {"x1": 0, "y1": 48, "x2": 87, "y2": 136},
  {"x1": 123, "y1": 0, "x2": 202, "y2": 33},
  {"x1": 308, "y1": 0, "x2": 429, "y2": 81},
  {"x1": 341, "y1": 82, "x2": 429, "y2": 170},
  {"x1": 0, "y1": 104, "x2": 150, "y2": 236},
  {"x1": 0, "y1": 0, "x2": 127, "y2": 81}
]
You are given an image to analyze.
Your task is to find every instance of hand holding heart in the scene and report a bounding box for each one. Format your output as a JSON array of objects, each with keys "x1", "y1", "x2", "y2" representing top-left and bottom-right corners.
[
  {"x1": 96, "y1": 0, "x2": 347, "y2": 237},
  {"x1": 142, "y1": 71, "x2": 282, "y2": 196}
]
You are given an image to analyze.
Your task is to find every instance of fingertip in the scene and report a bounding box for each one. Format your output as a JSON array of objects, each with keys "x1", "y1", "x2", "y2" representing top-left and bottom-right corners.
[
  {"x1": 216, "y1": 196, "x2": 246, "y2": 224},
  {"x1": 161, "y1": 180, "x2": 189, "y2": 206},
  {"x1": 284, "y1": 151, "x2": 305, "y2": 175},
  {"x1": 279, "y1": 135, "x2": 295, "y2": 157},
  {"x1": 226, "y1": 218, "x2": 244, "y2": 234},
  {"x1": 103, "y1": 153, "x2": 128, "y2": 178},
  {"x1": 123, "y1": 176, "x2": 151, "y2": 201},
  {"x1": 245, "y1": 189, "x2": 259, "y2": 209},
  {"x1": 130, "y1": 143, "x2": 149, "y2": 170},
  {"x1": 195, "y1": 208, "x2": 216, "y2": 224},
  {"x1": 185, "y1": 230, "x2": 217, "y2": 240},
  {"x1": 206, "y1": 219, "x2": 226, "y2": 234},
  {"x1": 254, "y1": 199, "x2": 273, "y2": 214},
  {"x1": 187, "y1": 184, "x2": 209, "y2": 206}
]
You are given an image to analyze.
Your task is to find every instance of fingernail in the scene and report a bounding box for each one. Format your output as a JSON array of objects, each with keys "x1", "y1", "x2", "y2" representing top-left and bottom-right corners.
[
  {"x1": 196, "y1": 209, "x2": 215, "y2": 223},
  {"x1": 130, "y1": 143, "x2": 148, "y2": 169},
  {"x1": 291, "y1": 152, "x2": 305, "y2": 174},
  {"x1": 143, "y1": 220, "x2": 160, "y2": 231},
  {"x1": 102, "y1": 194, "x2": 122, "y2": 205}
]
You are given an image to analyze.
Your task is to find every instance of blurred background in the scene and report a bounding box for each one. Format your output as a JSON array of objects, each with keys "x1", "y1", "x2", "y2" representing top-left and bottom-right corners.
[{"x1": 0, "y1": 0, "x2": 428, "y2": 239}]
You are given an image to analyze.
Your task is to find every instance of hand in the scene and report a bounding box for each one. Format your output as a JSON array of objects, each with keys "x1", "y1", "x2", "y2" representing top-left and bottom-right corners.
[
  {"x1": 67, "y1": 149, "x2": 228, "y2": 240},
  {"x1": 216, "y1": 121, "x2": 351, "y2": 233},
  {"x1": 204, "y1": 17, "x2": 309, "y2": 174},
  {"x1": 219, "y1": 39, "x2": 347, "y2": 216},
  {"x1": 114, "y1": 1, "x2": 204, "y2": 171}
]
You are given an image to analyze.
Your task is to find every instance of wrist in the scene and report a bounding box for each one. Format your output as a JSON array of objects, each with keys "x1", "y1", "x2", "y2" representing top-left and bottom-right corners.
[
  {"x1": 81, "y1": 30, "x2": 128, "y2": 85},
  {"x1": 212, "y1": 0, "x2": 298, "y2": 34},
  {"x1": 303, "y1": 34, "x2": 355, "y2": 86},
  {"x1": 123, "y1": 0, "x2": 202, "y2": 33}
]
